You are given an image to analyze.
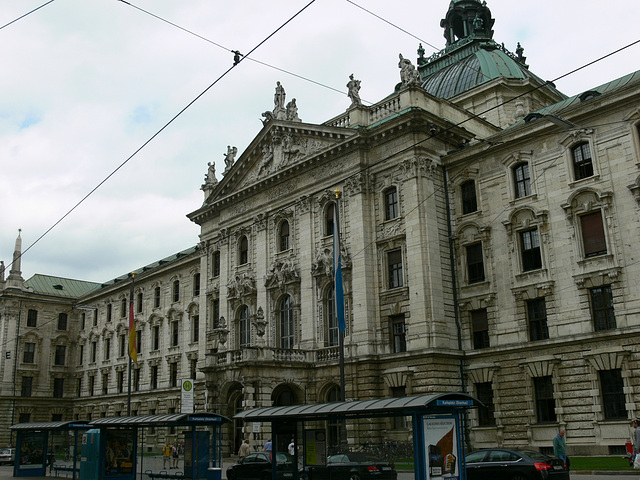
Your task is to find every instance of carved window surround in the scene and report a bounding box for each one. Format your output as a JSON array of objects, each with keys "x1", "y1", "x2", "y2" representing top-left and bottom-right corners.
[{"x1": 519, "y1": 356, "x2": 563, "y2": 425}]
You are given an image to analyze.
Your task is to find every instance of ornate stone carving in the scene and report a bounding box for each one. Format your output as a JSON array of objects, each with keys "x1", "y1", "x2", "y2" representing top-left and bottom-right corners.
[
  {"x1": 265, "y1": 257, "x2": 299, "y2": 290},
  {"x1": 312, "y1": 248, "x2": 333, "y2": 277},
  {"x1": 227, "y1": 273, "x2": 256, "y2": 299},
  {"x1": 253, "y1": 307, "x2": 267, "y2": 338},
  {"x1": 223, "y1": 146, "x2": 238, "y2": 175},
  {"x1": 398, "y1": 53, "x2": 421, "y2": 87},
  {"x1": 344, "y1": 172, "x2": 368, "y2": 196}
]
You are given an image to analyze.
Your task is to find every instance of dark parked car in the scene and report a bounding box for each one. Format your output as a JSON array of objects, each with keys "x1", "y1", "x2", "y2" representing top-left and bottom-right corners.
[
  {"x1": 302, "y1": 452, "x2": 397, "y2": 480},
  {"x1": 465, "y1": 448, "x2": 569, "y2": 480},
  {"x1": 226, "y1": 451, "x2": 295, "y2": 480}
]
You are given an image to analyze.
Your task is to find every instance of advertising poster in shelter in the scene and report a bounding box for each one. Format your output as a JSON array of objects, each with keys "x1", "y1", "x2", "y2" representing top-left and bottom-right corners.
[
  {"x1": 19, "y1": 432, "x2": 45, "y2": 468},
  {"x1": 423, "y1": 415, "x2": 460, "y2": 480},
  {"x1": 105, "y1": 429, "x2": 135, "y2": 476},
  {"x1": 304, "y1": 429, "x2": 327, "y2": 466}
]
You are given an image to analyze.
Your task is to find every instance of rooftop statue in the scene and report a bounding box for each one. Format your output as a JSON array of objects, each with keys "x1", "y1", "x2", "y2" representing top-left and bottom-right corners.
[
  {"x1": 273, "y1": 81, "x2": 287, "y2": 119},
  {"x1": 223, "y1": 146, "x2": 238, "y2": 174},
  {"x1": 347, "y1": 74, "x2": 362, "y2": 106},
  {"x1": 398, "y1": 53, "x2": 421, "y2": 87},
  {"x1": 286, "y1": 98, "x2": 301, "y2": 122}
]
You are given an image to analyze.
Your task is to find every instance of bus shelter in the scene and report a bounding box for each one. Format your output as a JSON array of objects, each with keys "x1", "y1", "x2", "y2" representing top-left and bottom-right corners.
[
  {"x1": 10, "y1": 420, "x2": 90, "y2": 478},
  {"x1": 88, "y1": 412, "x2": 231, "y2": 480},
  {"x1": 234, "y1": 392, "x2": 481, "y2": 480}
]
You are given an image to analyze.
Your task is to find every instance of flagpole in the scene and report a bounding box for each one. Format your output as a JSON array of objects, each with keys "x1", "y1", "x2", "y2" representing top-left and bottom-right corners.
[{"x1": 333, "y1": 189, "x2": 346, "y2": 402}]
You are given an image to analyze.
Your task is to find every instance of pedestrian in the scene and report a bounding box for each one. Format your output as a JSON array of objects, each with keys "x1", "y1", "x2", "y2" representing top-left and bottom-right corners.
[
  {"x1": 288, "y1": 438, "x2": 296, "y2": 456},
  {"x1": 553, "y1": 429, "x2": 567, "y2": 468},
  {"x1": 634, "y1": 420, "x2": 640, "y2": 455},
  {"x1": 162, "y1": 442, "x2": 172, "y2": 469},
  {"x1": 264, "y1": 438, "x2": 272, "y2": 452},
  {"x1": 238, "y1": 439, "x2": 251, "y2": 459},
  {"x1": 172, "y1": 442, "x2": 179, "y2": 469}
]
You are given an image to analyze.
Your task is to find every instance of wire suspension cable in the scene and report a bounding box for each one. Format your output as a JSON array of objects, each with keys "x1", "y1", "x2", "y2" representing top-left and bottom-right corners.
[{"x1": 0, "y1": 0, "x2": 56, "y2": 30}]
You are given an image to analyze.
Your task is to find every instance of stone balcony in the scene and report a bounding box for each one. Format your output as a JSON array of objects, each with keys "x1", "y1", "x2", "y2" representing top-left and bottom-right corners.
[{"x1": 203, "y1": 345, "x2": 341, "y2": 370}]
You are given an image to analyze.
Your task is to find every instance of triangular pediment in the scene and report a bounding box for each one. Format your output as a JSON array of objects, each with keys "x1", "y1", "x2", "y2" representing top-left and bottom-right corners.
[{"x1": 205, "y1": 120, "x2": 358, "y2": 204}]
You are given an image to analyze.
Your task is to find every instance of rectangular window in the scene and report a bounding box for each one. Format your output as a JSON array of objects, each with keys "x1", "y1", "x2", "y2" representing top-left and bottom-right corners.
[
  {"x1": 520, "y1": 228, "x2": 542, "y2": 271},
  {"x1": 119, "y1": 335, "x2": 126, "y2": 357},
  {"x1": 91, "y1": 341, "x2": 97, "y2": 363},
  {"x1": 19, "y1": 413, "x2": 31, "y2": 423},
  {"x1": 27, "y1": 309, "x2": 37, "y2": 327},
  {"x1": 151, "y1": 365, "x2": 158, "y2": 390},
  {"x1": 106, "y1": 304, "x2": 112, "y2": 322},
  {"x1": 534, "y1": 376, "x2": 557, "y2": 423},
  {"x1": 527, "y1": 298, "x2": 549, "y2": 341},
  {"x1": 21, "y1": 376, "x2": 33, "y2": 397},
  {"x1": 573, "y1": 142, "x2": 594, "y2": 180},
  {"x1": 466, "y1": 242, "x2": 485, "y2": 283},
  {"x1": 581, "y1": 211, "x2": 607, "y2": 257},
  {"x1": 461, "y1": 180, "x2": 478, "y2": 215},
  {"x1": 391, "y1": 316, "x2": 407, "y2": 353},
  {"x1": 133, "y1": 369, "x2": 140, "y2": 391},
  {"x1": 600, "y1": 369, "x2": 626, "y2": 419},
  {"x1": 213, "y1": 299, "x2": 220, "y2": 327},
  {"x1": 76, "y1": 378, "x2": 82, "y2": 397},
  {"x1": 53, "y1": 378, "x2": 64, "y2": 398},
  {"x1": 137, "y1": 292, "x2": 143, "y2": 314},
  {"x1": 171, "y1": 321, "x2": 179, "y2": 347},
  {"x1": 590, "y1": 285, "x2": 616, "y2": 331},
  {"x1": 52, "y1": 413, "x2": 63, "y2": 422},
  {"x1": 102, "y1": 373, "x2": 109, "y2": 395},
  {"x1": 79, "y1": 344, "x2": 84, "y2": 365},
  {"x1": 387, "y1": 249, "x2": 403, "y2": 289},
  {"x1": 93, "y1": 310, "x2": 98, "y2": 327},
  {"x1": 170, "y1": 363, "x2": 178, "y2": 388},
  {"x1": 117, "y1": 370, "x2": 124, "y2": 394},
  {"x1": 475, "y1": 382, "x2": 495, "y2": 426},
  {"x1": 81, "y1": 313, "x2": 86, "y2": 330},
  {"x1": 121, "y1": 298, "x2": 127, "y2": 318},
  {"x1": 192, "y1": 315, "x2": 200, "y2": 343},
  {"x1": 54, "y1": 345, "x2": 66, "y2": 366},
  {"x1": 104, "y1": 338, "x2": 111, "y2": 360},
  {"x1": 154, "y1": 286, "x2": 161, "y2": 308},
  {"x1": 391, "y1": 386, "x2": 408, "y2": 429},
  {"x1": 153, "y1": 326, "x2": 160, "y2": 350},
  {"x1": 513, "y1": 163, "x2": 531, "y2": 198},
  {"x1": 213, "y1": 251, "x2": 221, "y2": 277},
  {"x1": 193, "y1": 274, "x2": 200, "y2": 297},
  {"x1": 89, "y1": 376, "x2": 95, "y2": 396},
  {"x1": 136, "y1": 331, "x2": 142, "y2": 355},
  {"x1": 385, "y1": 188, "x2": 399, "y2": 220},
  {"x1": 57, "y1": 313, "x2": 68, "y2": 331},
  {"x1": 190, "y1": 359, "x2": 197, "y2": 380},
  {"x1": 173, "y1": 281, "x2": 180, "y2": 303},
  {"x1": 23, "y1": 342, "x2": 35, "y2": 364},
  {"x1": 471, "y1": 309, "x2": 490, "y2": 349}
]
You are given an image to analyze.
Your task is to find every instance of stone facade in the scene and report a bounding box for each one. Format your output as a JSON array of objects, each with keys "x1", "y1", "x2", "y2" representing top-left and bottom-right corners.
[{"x1": 1, "y1": 0, "x2": 640, "y2": 457}]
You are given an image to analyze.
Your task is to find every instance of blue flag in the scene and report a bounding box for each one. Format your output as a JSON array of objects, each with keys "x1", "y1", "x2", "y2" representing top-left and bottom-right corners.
[{"x1": 333, "y1": 201, "x2": 346, "y2": 333}]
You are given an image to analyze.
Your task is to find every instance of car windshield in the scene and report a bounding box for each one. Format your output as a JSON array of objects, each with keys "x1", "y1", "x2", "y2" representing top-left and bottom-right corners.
[{"x1": 0, "y1": 450, "x2": 9, "y2": 455}]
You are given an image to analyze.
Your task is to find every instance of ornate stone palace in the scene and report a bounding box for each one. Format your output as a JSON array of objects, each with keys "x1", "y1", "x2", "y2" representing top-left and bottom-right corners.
[{"x1": 2, "y1": 0, "x2": 640, "y2": 456}]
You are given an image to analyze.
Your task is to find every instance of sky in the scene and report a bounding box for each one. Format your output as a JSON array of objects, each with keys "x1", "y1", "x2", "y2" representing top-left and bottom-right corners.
[{"x1": 0, "y1": 0, "x2": 638, "y2": 283}]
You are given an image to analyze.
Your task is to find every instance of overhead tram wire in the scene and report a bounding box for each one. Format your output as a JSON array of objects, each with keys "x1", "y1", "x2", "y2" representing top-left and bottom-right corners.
[
  {"x1": 5, "y1": 0, "x2": 317, "y2": 275},
  {"x1": 116, "y1": 0, "x2": 348, "y2": 100},
  {"x1": 0, "y1": 0, "x2": 56, "y2": 30}
]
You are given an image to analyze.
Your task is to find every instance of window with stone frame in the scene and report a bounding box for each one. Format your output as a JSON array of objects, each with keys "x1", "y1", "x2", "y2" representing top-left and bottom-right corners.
[
  {"x1": 106, "y1": 303, "x2": 112, "y2": 323},
  {"x1": 136, "y1": 330, "x2": 142, "y2": 354},
  {"x1": 527, "y1": 298, "x2": 549, "y2": 341},
  {"x1": 89, "y1": 375, "x2": 95, "y2": 396},
  {"x1": 572, "y1": 142, "x2": 594, "y2": 180},
  {"x1": 121, "y1": 297, "x2": 127, "y2": 318},
  {"x1": 21, "y1": 376, "x2": 33, "y2": 397},
  {"x1": 18, "y1": 413, "x2": 30, "y2": 423},
  {"x1": 520, "y1": 228, "x2": 542, "y2": 271},
  {"x1": 117, "y1": 370, "x2": 124, "y2": 394},
  {"x1": 81, "y1": 313, "x2": 86, "y2": 330},
  {"x1": 212, "y1": 250, "x2": 221, "y2": 277},
  {"x1": 193, "y1": 273, "x2": 200, "y2": 297},
  {"x1": 237, "y1": 305, "x2": 251, "y2": 348},
  {"x1": 471, "y1": 309, "x2": 489, "y2": 349},
  {"x1": 151, "y1": 365, "x2": 158, "y2": 389},
  {"x1": 279, "y1": 295, "x2": 295, "y2": 349},
  {"x1": 91, "y1": 341, "x2": 97, "y2": 363},
  {"x1": 466, "y1": 242, "x2": 485, "y2": 284},
  {"x1": 169, "y1": 362, "x2": 178, "y2": 387},
  {"x1": 171, "y1": 321, "x2": 179, "y2": 347},
  {"x1": 102, "y1": 373, "x2": 109, "y2": 395},
  {"x1": 384, "y1": 186, "x2": 399, "y2": 221},
  {"x1": 513, "y1": 162, "x2": 531, "y2": 198},
  {"x1": 599, "y1": 368, "x2": 627, "y2": 419},
  {"x1": 172, "y1": 280, "x2": 180, "y2": 303},
  {"x1": 153, "y1": 325, "x2": 160, "y2": 350},
  {"x1": 27, "y1": 309, "x2": 37, "y2": 327},
  {"x1": 325, "y1": 204, "x2": 335, "y2": 237},
  {"x1": 53, "y1": 378, "x2": 64, "y2": 398},
  {"x1": 190, "y1": 359, "x2": 197, "y2": 379},
  {"x1": 387, "y1": 249, "x2": 404, "y2": 289},
  {"x1": 279, "y1": 220, "x2": 290, "y2": 252},
  {"x1": 154, "y1": 286, "x2": 161, "y2": 308},
  {"x1": 590, "y1": 285, "x2": 616, "y2": 331},
  {"x1": 119, "y1": 335, "x2": 126, "y2": 357},
  {"x1": 103, "y1": 338, "x2": 110, "y2": 360},
  {"x1": 137, "y1": 292, "x2": 143, "y2": 313},
  {"x1": 533, "y1": 376, "x2": 557, "y2": 423},
  {"x1": 79, "y1": 344, "x2": 84, "y2": 365},
  {"x1": 23, "y1": 342, "x2": 35, "y2": 364},
  {"x1": 580, "y1": 211, "x2": 607, "y2": 257},
  {"x1": 475, "y1": 382, "x2": 496, "y2": 426},
  {"x1": 212, "y1": 299, "x2": 220, "y2": 328},
  {"x1": 391, "y1": 386, "x2": 409, "y2": 429},
  {"x1": 391, "y1": 315, "x2": 407, "y2": 353},
  {"x1": 133, "y1": 368, "x2": 140, "y2": 391},
  {"x1": 76, "y1": 378, "x2": 82, "y2": 397},
  {"x1": 54, "y1": 345, "x2": 66, "y2": 366},
  {"x1": 239, "y1": 236, "x2": 249, "y2": 264},
  {"x1": 461, "y1": 180, "x2": 478, "y2": 215},
  {"x1": 325, "y1": 286, "x2": 338, "y2": 347},
  {"x1": 57, "y1": 313, "x2": 68, "y2": 331},
  {"x1": 192, "y1": 315, "x2": 200, "y2": 343}
]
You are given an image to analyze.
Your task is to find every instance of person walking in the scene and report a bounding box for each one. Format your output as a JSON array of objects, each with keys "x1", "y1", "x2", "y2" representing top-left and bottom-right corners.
[
  {"x1": 264, "y1": 439, "x2": 272, "y2": 452},
  {"x1": 162, "y1": 442, "x2": 172, "y2": 469},
  {"x1": 172, "y1": 442, "x2": 180, "y2": 469},
  {"x1": 238, "y1": 439, "x2": 251, "y2": 460},
  {"x1": 553, "y1": 429, "x2": 567, "y2": 468}
]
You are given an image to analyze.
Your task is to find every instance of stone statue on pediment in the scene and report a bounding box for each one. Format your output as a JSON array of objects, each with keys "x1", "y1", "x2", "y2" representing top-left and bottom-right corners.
[
  {"x1": 227, "y1": 273, "x2": 256, "y2": 298},
  {"x1": 223, "y1": 146, "x2": 238, "y2": 174},
  {"x1": 265, "y1": 258, "x2": 299, "y2": 290},
  {"x1": 398, "y1": 53, "x2": 421, "y2": 87},
  {"x1": 286, "y1": 98, "x2": 301, "y2": 122},
  {"x1": 258, "y1": 143, "x2": 274, "y2": 177},
  {"x1": 347, "y1": 74, "x2": 361, "y2": 106},
  {"x1": 312, "y1": 248, "x2": 333, "y2": 277},
  {"x1": 273, "y1": 81, "x2": 287, "y2": 120}
]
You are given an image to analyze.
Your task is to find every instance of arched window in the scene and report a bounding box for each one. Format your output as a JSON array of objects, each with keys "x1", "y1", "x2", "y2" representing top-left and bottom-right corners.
[
  {"x1": 460, "y1": 180, "x2": 477, "y2": 214},
  {"x1": 239, "y1": 236, "x2": 249, "y2": 265},
  {"x1": 121, "y1": 298, "x2": 127, "y2": 317},
  {"x1": 513, "y1": 162, "x2": 531, "y2": 198},
  {"x1": 572, "y1": 142, "x2": 594, "y2": 180},
  {"x1": 384, "y1": 187, "x2": 398, "y2": 220},
  {"x1": 279, "y1": 221, "x2": 290, "y2": 252},
  {"x1": 237, "y1": 306, "x2": 251, "y2": 348},
  {"x1": 325, "y1": 205, "x2": 334, "y2": 237},
  {"x1": 279, "y1": 296, "x2": 294, "y2": 349},
  {"x1": 274, "y1": 386, "x2": 296, "y2": 406},
  {"x1": 325, "y1": 286, "x2": 338, "y2": 347},
  {"x1": 172, "y1": 280, "x2": 180, "y2": 302}
]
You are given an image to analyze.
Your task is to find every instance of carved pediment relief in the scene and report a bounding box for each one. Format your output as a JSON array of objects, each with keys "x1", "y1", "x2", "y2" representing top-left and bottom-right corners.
[
  {"x1": 265, "y1": 257, "x2": 300, "y2": 290},
  {"x1": 227, "y1": 273, "x2": 256, "y2": 299}
]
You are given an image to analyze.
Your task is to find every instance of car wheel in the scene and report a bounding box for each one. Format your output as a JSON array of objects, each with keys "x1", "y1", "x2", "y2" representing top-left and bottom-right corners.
[
  {"x1": 226, "y1": 470, "x2": 235, "y2": 480},
  {"x1": 348, "y1": 474, "x2": 361, "y2": 480}
]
